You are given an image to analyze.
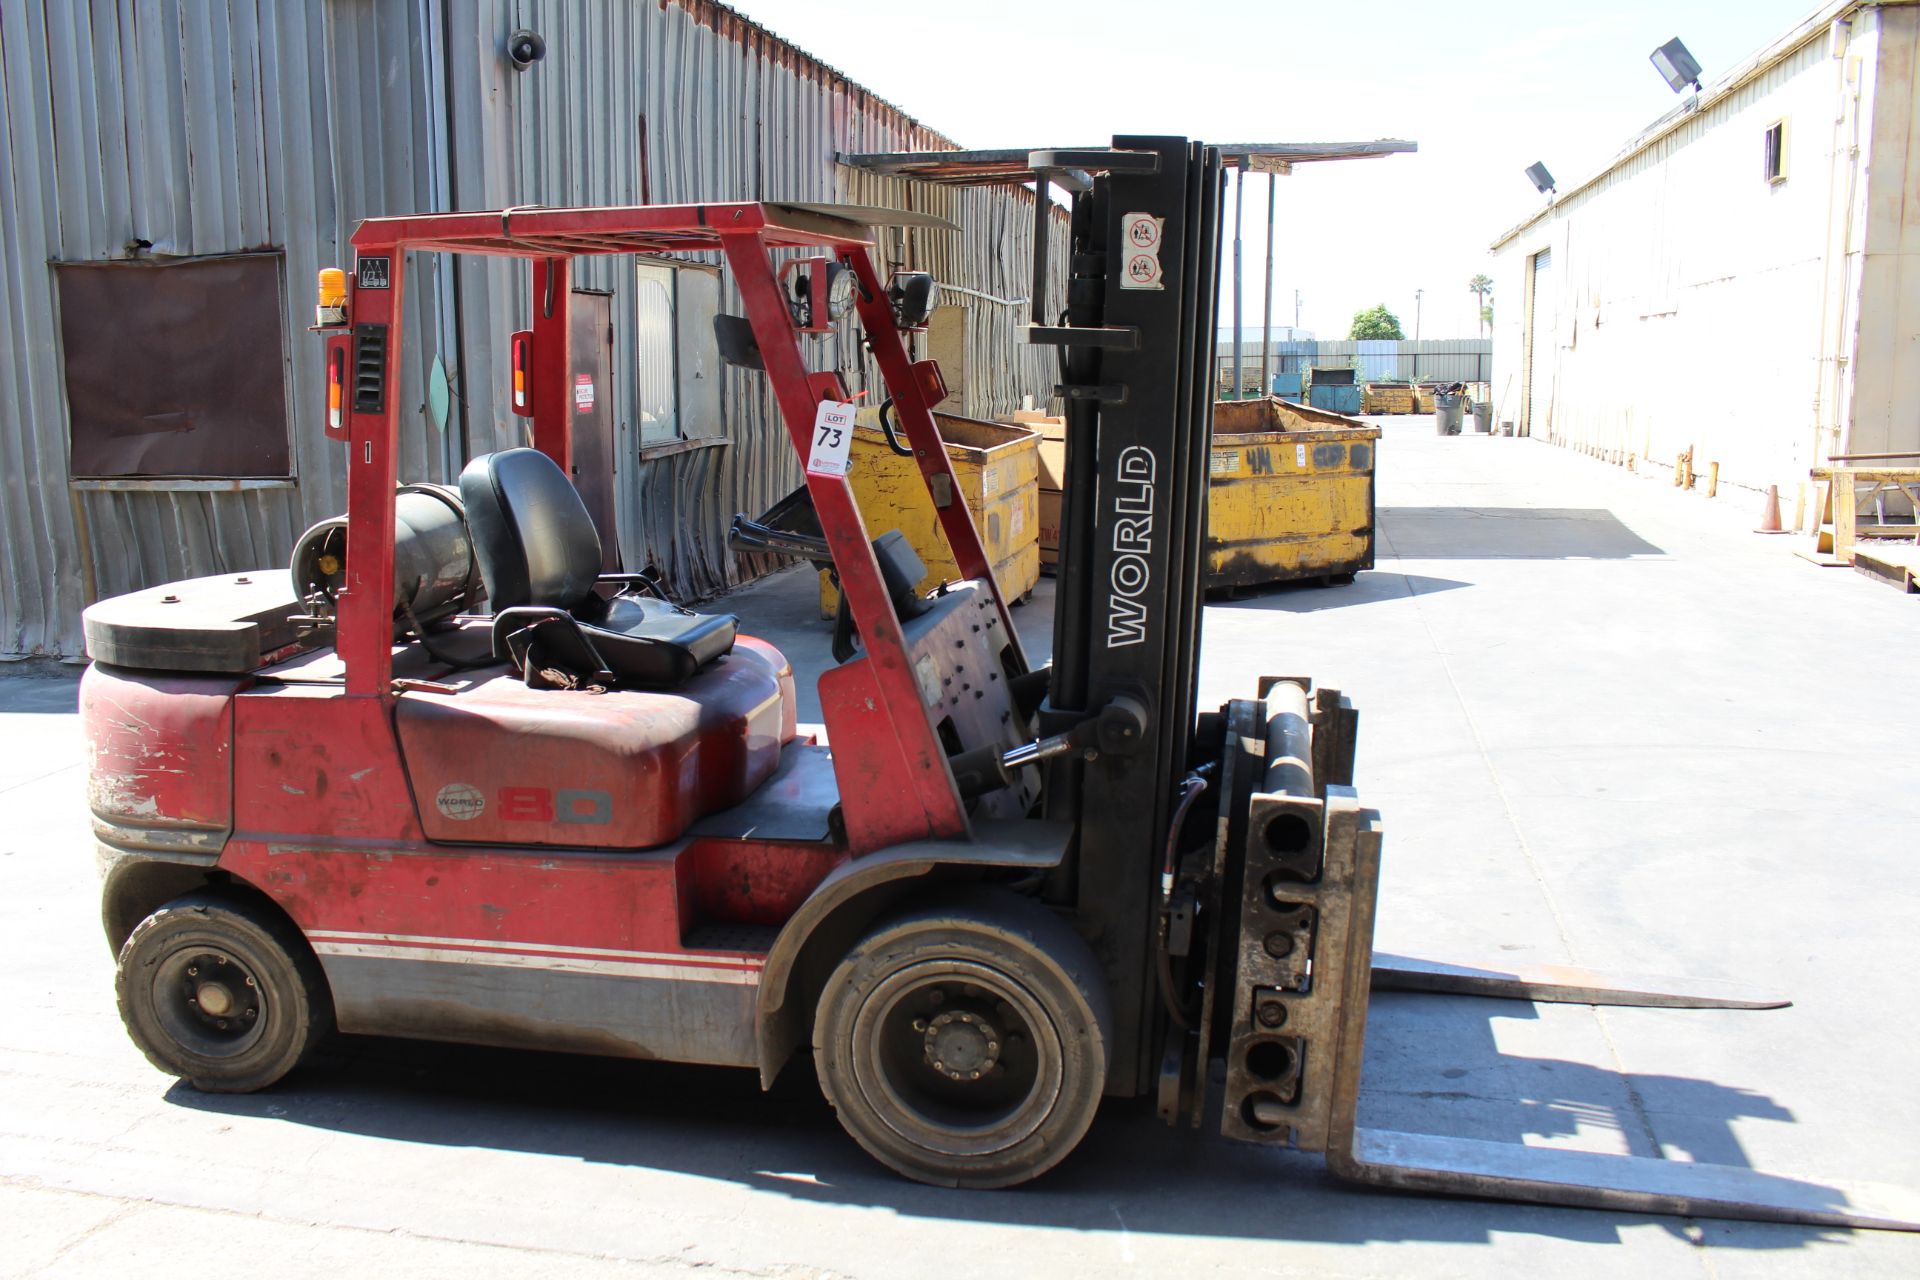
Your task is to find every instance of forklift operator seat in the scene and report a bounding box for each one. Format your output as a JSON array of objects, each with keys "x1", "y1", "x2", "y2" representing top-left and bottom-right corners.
[{"x1": 459, "y1": 448, "x2": 737, "y2": 688}]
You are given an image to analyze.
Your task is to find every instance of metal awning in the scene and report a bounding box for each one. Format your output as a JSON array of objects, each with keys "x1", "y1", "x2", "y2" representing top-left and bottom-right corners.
[{"x1": 839, "y1": 141, "x2": 1417, "y2": 185}]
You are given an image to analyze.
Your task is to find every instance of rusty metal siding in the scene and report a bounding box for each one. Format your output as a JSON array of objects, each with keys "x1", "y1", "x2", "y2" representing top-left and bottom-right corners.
[{"x1": 0, "y1": 0, "x2": 1066, "y2": 658}]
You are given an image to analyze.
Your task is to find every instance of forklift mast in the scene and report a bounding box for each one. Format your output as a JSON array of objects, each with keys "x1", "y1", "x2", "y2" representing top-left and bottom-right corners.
[{"x1": 1034, "y1": 138, "x2": 1223, "y2": 1096}]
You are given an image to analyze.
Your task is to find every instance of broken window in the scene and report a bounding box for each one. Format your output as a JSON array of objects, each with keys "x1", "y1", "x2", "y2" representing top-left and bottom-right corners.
[{"x1": 58, "y1": 253, "x2": 291, "y2": 479}]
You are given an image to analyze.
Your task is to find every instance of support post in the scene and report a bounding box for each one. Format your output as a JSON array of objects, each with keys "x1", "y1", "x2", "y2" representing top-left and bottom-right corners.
[
  {"x1": 1261, "y1": 173, "x2": 1275, "y2": 400},
  {"x1": 1231, "y1": 162, "x2": 1244, "y2": 398}
]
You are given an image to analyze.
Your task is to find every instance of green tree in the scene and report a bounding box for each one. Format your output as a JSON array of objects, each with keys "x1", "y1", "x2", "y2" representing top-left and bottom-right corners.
[
  {"x1": 1468, "y1": 274, "x2": 1494, "y2": 338},
  {"x1": 1348, "y1": 304, "x2": 1405, "y2": 340}
]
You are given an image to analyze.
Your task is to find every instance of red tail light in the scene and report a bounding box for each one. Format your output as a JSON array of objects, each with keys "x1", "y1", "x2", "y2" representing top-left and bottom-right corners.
[
  {"x1": 324, "y1": 338, "x2": 350, "y2": 440},
  {"x1": 510, "y1": 330, "x2": 534, "y2": 417}
]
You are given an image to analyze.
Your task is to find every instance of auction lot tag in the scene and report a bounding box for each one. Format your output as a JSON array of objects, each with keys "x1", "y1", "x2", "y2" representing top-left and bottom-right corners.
[{"x1": 808, "y1": 400, "x2": 856, "y2": 476}]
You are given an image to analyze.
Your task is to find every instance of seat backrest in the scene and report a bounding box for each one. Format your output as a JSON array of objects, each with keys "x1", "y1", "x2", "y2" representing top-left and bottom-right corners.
[{"x1": 459, "y1": 449, "x2": 602, "y2": 612}]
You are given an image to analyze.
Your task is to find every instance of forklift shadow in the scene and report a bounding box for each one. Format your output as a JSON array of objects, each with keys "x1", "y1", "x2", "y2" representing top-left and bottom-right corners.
[
  {"x1": 1378, "y1": 507, "x2": 1666, "y2": 560},
  {"x1": 1205, "y1": 571, "x2": 1471, "y2": 613},
  {"x1": 162, "y1": 1002, "x2": 1843, "y2": 1252}
]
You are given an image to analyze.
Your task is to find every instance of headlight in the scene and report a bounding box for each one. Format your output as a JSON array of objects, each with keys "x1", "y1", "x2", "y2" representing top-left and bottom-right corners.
[
  {"x1": 887, "y1": 272, "x2": 939, "y2": 329},
  {"x1": 825, "y1": 263, "x2": 856, "y2": 323}
]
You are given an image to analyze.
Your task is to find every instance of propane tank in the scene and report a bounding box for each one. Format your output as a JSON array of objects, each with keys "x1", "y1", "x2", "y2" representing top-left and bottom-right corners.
[{"x1": 290, "y1": 483, "x2": 478, "y2": 633}]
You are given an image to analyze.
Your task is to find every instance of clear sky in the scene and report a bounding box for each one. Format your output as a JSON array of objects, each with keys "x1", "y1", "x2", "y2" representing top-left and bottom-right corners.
[{"x1": 731, "y1": 0, "x2": 1823, "y2": 340}]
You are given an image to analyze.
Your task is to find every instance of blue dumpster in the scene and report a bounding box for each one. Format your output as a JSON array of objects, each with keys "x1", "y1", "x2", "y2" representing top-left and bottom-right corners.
[{"x1": 1305, "y1": 366, "x2": 1361, "y2": 415}]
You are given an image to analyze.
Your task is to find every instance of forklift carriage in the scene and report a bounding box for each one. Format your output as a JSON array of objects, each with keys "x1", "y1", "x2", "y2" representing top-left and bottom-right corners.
[{"x1": 80, "y1": 138, "x2": 1918, "y2": 1225}]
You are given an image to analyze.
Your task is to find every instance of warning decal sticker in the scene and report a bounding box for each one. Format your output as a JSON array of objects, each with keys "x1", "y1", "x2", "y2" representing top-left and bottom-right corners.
[
  {"x1": 574, "y1": 374, "x2": 595, "y2": 413},
  {"x1": 1119, "y1": 213, "x2": 1164, "y2": 291}
]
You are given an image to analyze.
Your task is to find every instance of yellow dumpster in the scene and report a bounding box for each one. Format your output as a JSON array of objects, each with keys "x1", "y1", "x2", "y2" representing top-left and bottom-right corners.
[
  {"x1": 819, "y1": 412, "x2": 1041, "y2": 617},
  {"x1": 1205, "y1": 397, "x2": 1379, "y2": 591}
]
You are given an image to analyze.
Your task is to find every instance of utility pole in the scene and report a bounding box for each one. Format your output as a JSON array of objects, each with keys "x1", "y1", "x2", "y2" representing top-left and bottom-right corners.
[
  {"x1": 1294, "y1": 289, "x2": 1302, "y2": 332},
  {"x1": 1414, "y1": 288, "x2": 1423, "y2": 342}
]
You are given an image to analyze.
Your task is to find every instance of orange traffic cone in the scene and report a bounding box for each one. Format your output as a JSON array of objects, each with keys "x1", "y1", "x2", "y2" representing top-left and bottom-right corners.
[{"x1": 1755, "y1": 484, "x2": 1788, "y2": 534}]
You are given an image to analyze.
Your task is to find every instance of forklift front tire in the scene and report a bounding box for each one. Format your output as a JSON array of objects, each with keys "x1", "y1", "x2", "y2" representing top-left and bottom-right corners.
[
  {"x1": 813, "y1": 888, "x2": 1110, "y2": 1188},
  {"x1": 115, "y1": 892, "x2": 334, "y2": 1093}
]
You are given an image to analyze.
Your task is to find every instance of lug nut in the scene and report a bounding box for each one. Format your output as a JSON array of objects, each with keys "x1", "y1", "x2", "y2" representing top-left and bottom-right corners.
[{"x1": 1256, "y1": 1001, "x2": 1288, "y2": 1028}]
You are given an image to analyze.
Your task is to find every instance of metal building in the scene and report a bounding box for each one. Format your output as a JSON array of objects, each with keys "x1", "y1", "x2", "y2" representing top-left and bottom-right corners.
[
  {"x1": 0, "y1": 0, "x2": 1067, "y2": 660},
  {"x1": 1486, "y1": 0, "x2": 1920, "y2": 494}
]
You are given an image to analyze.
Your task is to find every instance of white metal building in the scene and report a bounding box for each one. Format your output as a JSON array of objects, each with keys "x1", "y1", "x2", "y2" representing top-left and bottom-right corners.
[{"x1": 1487, "y1": 0, "x2": 1920, "y2": 497}]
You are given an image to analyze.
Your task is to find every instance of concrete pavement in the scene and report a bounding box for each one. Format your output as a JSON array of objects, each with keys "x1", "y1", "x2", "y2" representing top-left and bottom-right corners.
[{"x1": 4, "y1": 417, "x2": 1918, "y2": 1277}]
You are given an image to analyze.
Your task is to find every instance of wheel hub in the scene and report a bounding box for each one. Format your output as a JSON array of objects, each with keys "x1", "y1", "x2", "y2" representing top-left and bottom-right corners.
[
  {"x1": 923, "y1": 1009, "x2": 1001, "y2": 1081},
  {"x1": 171, "y1": 950, "x2": 262, "y2": 1043}
]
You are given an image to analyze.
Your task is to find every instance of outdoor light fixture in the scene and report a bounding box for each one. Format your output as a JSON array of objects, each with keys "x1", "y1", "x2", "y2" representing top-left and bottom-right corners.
[
  {"x1": 1650, "y1": 37, "x2": 1703, "y2": 94},
  {"x1": 1525, "y1": 162, "x2": 1556, "y2": 195}
]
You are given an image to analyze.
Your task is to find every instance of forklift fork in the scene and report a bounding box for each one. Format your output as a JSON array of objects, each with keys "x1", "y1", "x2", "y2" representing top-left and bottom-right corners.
[{"x1": 1204, "y1": 681, "x2": 1920, "y2": 1231}]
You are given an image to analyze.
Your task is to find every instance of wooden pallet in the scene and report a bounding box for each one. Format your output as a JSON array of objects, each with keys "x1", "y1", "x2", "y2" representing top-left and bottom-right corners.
[{"x1": 1852, "y1": 541, "x2": 1920, "y2": 593}]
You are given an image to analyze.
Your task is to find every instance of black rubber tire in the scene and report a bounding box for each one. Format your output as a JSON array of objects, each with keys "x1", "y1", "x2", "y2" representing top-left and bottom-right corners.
[
  {"x1": 115, "y1": 892, "x2": 334, "y2": 1093},
  {"x1": 813, "y1": 888, "x2": 1111, "y2": 1188}
]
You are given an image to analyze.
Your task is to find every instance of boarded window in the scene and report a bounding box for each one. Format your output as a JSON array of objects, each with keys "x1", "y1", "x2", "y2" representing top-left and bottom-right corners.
[
  {"x1": 633, "y1": 261, "x2": 723, "y2": 447},
  {"x1": 58, "y1": 253, "x2": 290, "y2": 479},
  {"x1": 1763, "y1": 120, "x2": 1787, "y2": 185}
]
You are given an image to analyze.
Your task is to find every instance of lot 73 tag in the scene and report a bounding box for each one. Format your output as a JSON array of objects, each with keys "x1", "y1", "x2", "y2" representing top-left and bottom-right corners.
[{"x1": 807, "y1": 400, "x2": 857, "y2": 476}]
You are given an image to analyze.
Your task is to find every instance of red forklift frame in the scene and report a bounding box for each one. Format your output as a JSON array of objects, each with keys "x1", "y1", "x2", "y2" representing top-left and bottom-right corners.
[{"x1": 329, "y1": 202, "x2": 1001, "y2": 853}]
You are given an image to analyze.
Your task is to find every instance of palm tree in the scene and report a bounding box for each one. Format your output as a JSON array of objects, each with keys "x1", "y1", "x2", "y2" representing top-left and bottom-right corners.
[{"x1": 1468, "y1": 274, "x2": 1493, "y2": 338}]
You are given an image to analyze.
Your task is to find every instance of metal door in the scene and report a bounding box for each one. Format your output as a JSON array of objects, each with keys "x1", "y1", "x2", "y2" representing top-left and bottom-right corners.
[
  {"x1": 1524, "y1": 249, "x2": 1553, "y2": 439},
  {"x1": 569, "y1": 289, "x2": 621, "y2": 570}
]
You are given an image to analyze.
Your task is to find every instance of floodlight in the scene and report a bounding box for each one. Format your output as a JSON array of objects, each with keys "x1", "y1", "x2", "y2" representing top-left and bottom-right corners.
[
  {"x1": 1651, "y1": 38, "x2": 1703, "y2": 94},
  {"x1": 1524, "y1": 162, "x2": 1556, "y2": 195}
]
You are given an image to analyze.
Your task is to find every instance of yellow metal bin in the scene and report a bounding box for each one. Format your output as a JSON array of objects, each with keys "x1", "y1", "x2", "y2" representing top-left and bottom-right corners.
[
  {"x1": 1205, "y1": 397, "x2": 1379, "y2": 590},
  {"x1": 819, "y1": 412, "x2": 1041, "y2": 617}
]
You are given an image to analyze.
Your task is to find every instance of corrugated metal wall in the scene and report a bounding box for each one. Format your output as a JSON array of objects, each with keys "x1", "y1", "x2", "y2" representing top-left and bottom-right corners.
[
  {"x1": 1218, "y1": 339, "x2": 1492, "y2": 388},
  {"x1": 0, "y1": 0, "x2": 1068, "y2": 658}
]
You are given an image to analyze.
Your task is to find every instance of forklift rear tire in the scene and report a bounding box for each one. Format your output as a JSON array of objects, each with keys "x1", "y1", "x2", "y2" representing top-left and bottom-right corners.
[
  {"x1": 115, "y1": 892, "x2": 334, "y2": 1093},
  {"x1": 813, "y1": 888, "x2": 1110, "y2": 1188}
]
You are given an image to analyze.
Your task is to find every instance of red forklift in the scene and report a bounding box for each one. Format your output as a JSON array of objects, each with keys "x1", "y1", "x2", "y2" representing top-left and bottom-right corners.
[{"x1": 81, "y1": 137, "x2": 1916, "y2": 1226}]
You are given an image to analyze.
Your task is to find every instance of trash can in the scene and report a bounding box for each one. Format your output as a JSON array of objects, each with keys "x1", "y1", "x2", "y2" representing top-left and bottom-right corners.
[
  {"x1": 1434, "y1": 392, "x2": 1464, "y2": 436},
  {"x1": 1471, "y1": 401, "x2": 1492, "y2": 433}
]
